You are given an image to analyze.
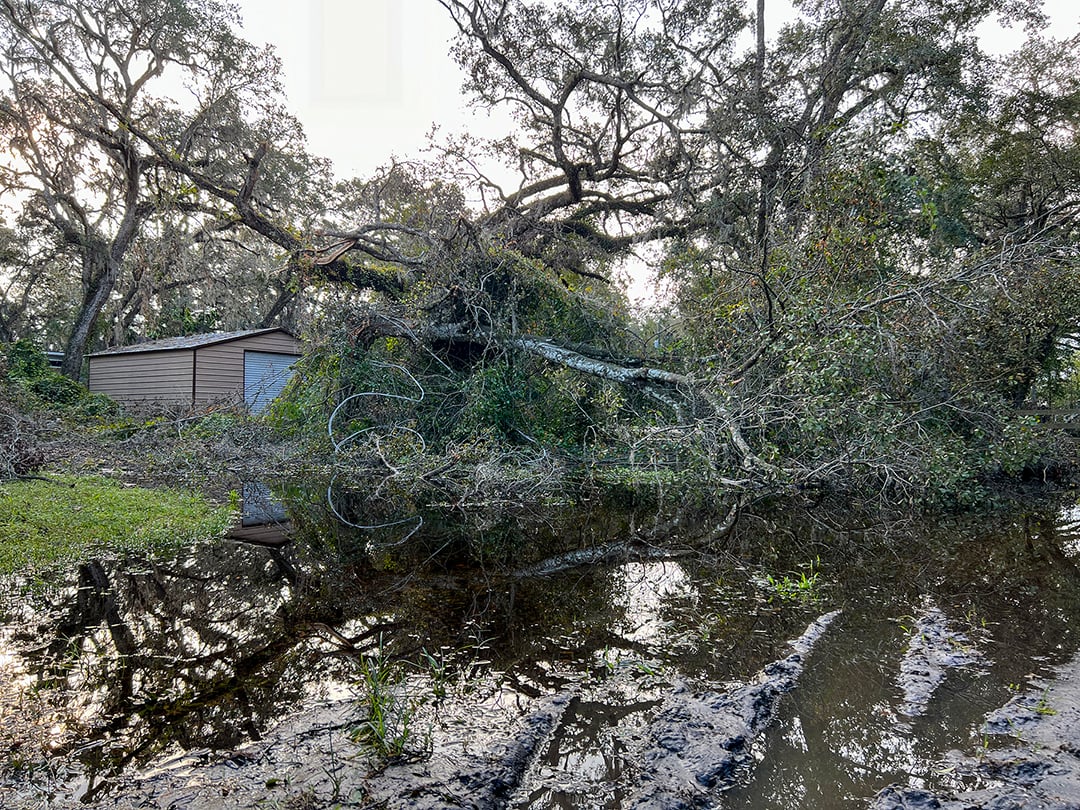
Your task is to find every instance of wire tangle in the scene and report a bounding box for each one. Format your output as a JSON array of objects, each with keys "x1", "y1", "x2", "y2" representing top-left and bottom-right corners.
[{"x1": 326, "y1": 362, "x2": 426, "y2": 542}]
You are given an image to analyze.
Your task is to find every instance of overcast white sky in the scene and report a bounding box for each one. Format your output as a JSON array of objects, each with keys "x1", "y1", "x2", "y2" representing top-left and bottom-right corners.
[
  {"x1": 233, "y1": 0, "x2": 476, "y2": 180},
  {"x1": 233, "y1": 0, "x2": 1080, "y2": 182}
]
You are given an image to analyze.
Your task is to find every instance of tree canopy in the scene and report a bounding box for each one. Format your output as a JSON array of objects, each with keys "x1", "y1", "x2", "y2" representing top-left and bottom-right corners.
[{"x1": 1, "y1": 0, "x2": 1078, "y2": 506}]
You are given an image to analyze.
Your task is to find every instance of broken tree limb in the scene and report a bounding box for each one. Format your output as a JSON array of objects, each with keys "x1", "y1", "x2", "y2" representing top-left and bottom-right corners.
[
  {"x1": 510, "y1": 336, "x2": 693, "y2": 386},
  {"x1": 347, "y1": 311, "x2": 778, "y2": 478}
]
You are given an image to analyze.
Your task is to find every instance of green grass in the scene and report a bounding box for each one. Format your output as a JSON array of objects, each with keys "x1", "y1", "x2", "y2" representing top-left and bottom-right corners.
[{"x1": 0, "y1": 475, "x2": 235, "y2": 574}]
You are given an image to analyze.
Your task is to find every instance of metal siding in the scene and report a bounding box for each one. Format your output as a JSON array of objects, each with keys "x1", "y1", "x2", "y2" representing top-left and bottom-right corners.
[
  {"x1": 194, "y1": 333, "x2": 302, "y2": 407},
  {"x1": 88, "y1": 350, "x2": 194, "y2": 405},
  {"x1": 194, "y1": 343, "x2": 244, "y2": 405},
  {"x1": 243, "y1": 351, "x2": 299, "y2": 413},
  {"x1": 239, "y1": 332, "x2": 301, "y2": 354}
]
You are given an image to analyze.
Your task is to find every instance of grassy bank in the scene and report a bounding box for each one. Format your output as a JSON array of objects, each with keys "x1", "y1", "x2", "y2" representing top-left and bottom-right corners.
[{"x1": 0, "y1": 475, "x2": 235, "y2": 574}]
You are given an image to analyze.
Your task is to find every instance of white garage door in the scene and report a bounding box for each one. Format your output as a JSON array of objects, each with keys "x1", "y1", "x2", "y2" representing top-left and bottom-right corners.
[{"x1": 244, "y1": 351, "x2": 300, "y2": 414}]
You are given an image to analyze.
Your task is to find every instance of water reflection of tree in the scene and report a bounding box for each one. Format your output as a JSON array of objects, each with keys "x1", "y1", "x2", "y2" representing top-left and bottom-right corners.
[
  {"x1": 10, "y1": 539, "x2": 386, "y2": 795},
  {"x1": 6, "y1": 510, "x2": 641, "y2": 795},
  {"x1": 12, "y1": 499, "x2": 1080, "y2": 801}
]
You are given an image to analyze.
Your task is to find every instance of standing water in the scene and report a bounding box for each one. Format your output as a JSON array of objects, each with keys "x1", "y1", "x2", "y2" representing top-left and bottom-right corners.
[{"x1": 3, "y1": 496, "x2": 1080, "y2": 808}]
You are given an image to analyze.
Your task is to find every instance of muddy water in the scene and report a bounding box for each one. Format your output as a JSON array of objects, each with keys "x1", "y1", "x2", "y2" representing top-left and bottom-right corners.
[{"x1": 4, "y1": 497, "x2": 1080, "y2": 809}]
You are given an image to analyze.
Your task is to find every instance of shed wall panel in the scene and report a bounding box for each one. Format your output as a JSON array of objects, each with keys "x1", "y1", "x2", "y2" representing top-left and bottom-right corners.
[
  {"x1": 88, "y1": 351, "x2": 194, "y2": 405},
  {"x1": 193, "y1": 343, "x2": 243, "y2": 405},
  {"x1": 236, "y1": 332, "x2": 301, "y2": 354}
]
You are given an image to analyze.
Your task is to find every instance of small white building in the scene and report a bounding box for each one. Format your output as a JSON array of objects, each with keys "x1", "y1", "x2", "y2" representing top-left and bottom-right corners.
[{"x1": 87, "y1": 328, "x2": 301, "y2": 413}]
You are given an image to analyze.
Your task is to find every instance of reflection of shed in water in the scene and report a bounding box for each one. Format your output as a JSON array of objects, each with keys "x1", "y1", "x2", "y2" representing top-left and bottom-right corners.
[
  {"x1": 87, "y1": 328, "x2": 301, "y2": 413},
  {"x1": 227, "y1": 482, "x2": 291, "y2": 546}
]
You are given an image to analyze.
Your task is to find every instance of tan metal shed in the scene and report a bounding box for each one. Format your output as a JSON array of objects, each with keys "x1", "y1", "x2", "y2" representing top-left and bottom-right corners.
[{"x1": 87, "y1": 328, "x2": 302, "y2": 412}]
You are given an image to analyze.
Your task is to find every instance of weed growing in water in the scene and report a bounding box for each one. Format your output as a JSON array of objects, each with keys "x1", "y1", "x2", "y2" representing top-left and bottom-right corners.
[
  {"x1": 764, "y1": 559, "x2": 822, "y2": 602},
  {"x1": 594, "y1": 646, "x2": 666, "y2": 680},
  {"x1": 416, "y1": 648, "x2": 449, "y2": 702},
  {"x1": 351, "y1": 640, "x2": 417, "y2": 760},
  {"x1": 323, "y1": 729, "x2": 345, "y2": 802},
  {"x1": 1034, "y1": 688, "x2": 1057, "y2": 716},
  {"x1": 351, "y1": 640, "x2": 458, "y2": 760}
]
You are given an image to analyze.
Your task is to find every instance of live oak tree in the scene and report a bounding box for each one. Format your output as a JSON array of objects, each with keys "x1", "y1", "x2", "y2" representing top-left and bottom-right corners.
[
  {"x1": 1, "y1": 0, "x2": 1076, "y2": 503},
  {"x1": 304, "y1": 0, "x2": 1074, "y2": 498},
  {"x1": 0, "y1": 0, "x2": 331, "y2": 375},
  {"x1": 358, "y1": 0, "x2": 1075, "y2": 501}
]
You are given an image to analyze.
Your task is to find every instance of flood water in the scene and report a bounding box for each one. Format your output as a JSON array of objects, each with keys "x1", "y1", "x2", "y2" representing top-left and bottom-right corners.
[{"x1": 4, "y1": 492, "x2": 1080, "y2": 809}]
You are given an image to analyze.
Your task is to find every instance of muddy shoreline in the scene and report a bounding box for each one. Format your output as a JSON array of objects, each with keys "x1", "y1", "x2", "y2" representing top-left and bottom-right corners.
[{"x1": 4, "y1": 501, "x2": 1080, "y2": 808}]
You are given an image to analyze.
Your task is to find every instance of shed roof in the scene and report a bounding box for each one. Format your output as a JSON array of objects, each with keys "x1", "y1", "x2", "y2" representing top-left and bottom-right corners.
[{"x1": 88, "y1": 328, "x2": 297, "y2": 358}]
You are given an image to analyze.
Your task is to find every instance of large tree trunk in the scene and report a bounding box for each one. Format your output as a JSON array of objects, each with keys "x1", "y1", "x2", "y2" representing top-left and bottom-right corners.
[
  {"x1": 61, "y1": 248, "x2": 118, "y2": 379},
  {"x1": 60, "y1": 173, "x2": 147, "y2": 379},
  {"x1": 258, "y1": 282, "x2": 296, "y2": 329}
]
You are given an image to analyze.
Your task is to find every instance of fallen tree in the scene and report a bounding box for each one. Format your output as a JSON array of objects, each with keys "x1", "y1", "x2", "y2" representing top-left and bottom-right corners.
[{"x1": 4, "y1": 0, "x2": 1077, "y2": 509}]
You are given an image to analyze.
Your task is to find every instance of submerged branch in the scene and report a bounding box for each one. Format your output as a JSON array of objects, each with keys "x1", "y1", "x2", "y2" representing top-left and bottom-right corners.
[{"x1": 513, "y1": 541, "x2": 690, "y2": 579}]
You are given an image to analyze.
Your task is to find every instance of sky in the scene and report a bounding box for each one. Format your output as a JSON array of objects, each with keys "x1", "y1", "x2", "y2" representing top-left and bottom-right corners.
[
  {"x1": 233, "y1": 0, "x2": 1080, "y2": 183},
  {"x1": 233, "y1": 0, "x2": 481, "y2": 180}
]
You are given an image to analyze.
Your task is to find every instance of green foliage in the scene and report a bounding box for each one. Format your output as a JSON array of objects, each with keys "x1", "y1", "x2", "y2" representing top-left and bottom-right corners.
[
  {"x1": 350, "y1": 640, "x2": 421, "y2": 760},
  {"x1": 146, "y1": 305, "x2": 220, "y2": 339},
  {"x1": 764, "y1": 560, "x2": 822, "y2": 603},
  {"x1": 751, "y1": 299, "x2": 1055, "y2": 506},
  {"x1": 27, "y1": 372, "x2": 84, "y2": 406},
  {"x1": 272, "y1": 285, "x2": 632, "y2": 456},
  {"x1": 1, "y1": 340, "x2": 117, "y2": 418},
  {"x1": 0, "y1": 475, "x2": 235, "y2": 574},
  {"x1": 5, "y1": 339, "x2": 50, "y2": 379},
  {"x1": 181, "y1": 411, "x2": 246, "y2": 438},
  {"x1": 1034, "y1": 688, "x2": 1057, "y2": 716},
  {"x1": 455, "y1": 361, "x2": 525, "y2": 439},
  {"x1": 265, "y1": 345, "x2": 340, "y2": 440},
  {"x1": 449, "y1": 359, "x2": 617, "y2": 446}
]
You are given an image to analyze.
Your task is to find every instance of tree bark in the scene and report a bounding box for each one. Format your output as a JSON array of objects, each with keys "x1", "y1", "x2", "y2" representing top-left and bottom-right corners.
[{"x1": 62, "y1": 250, "x2": 117, "y2": 378}]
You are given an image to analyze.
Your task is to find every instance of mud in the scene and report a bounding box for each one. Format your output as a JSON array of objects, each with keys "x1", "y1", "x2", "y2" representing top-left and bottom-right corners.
[
  {"x1": 363, "y1": 695, "x2": 574, "y2": 810},
  {"x1": 896, "y1": 603, "x2": 986, "y2": 717},
  {"x1": 872, "y1": 650, "x2": 1080, "y2": 810},
  {"x1": 1, "y1": 696, "x2": 361, "y2": 810},
  {"x1": 356, "y1": 612, "x2": 842, "y2": 809},
  {"x1": 629, "y1": 611, "x2": 841, "y2": 809}
]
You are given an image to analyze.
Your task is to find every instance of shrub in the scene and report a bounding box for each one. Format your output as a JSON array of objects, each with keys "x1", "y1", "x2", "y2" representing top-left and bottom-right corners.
[
  {"x1": 29, "y1": 373, "x2": 84, "y2": 405},
  {"x1": 1, "y1": 341, "x2": 117, "y2": 417},
  {"x1": 4, "y1": 339, "x2": 50, "y2": 380}
]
